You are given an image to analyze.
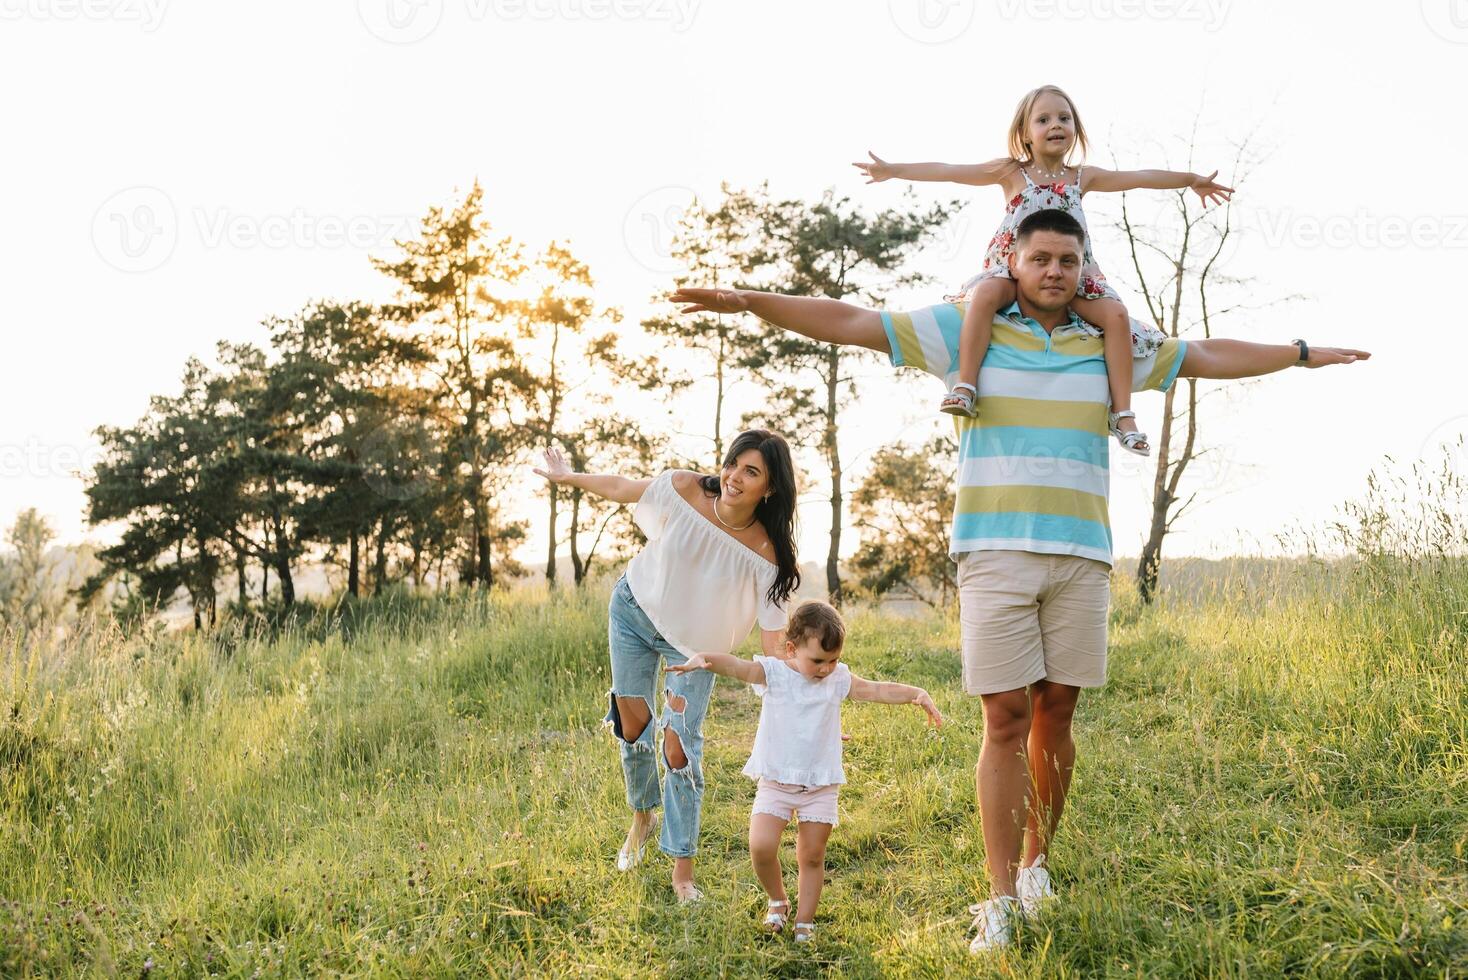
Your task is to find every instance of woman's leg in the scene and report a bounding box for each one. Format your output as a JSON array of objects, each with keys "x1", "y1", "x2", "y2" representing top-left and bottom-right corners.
[
  {"x1": 658, "y1": 646, "x2": 718, "y2": 896},
  {"x1": 945, "y1": 277, "x2": 1017, "y2": 413},
  {"x1": 1071, "y1": 296, "x2": 1144, "y2": 449},
  {"x1": 605, "y1": 580, "x2": 663, "y2": 854},
  {"x1": 794, "y1": 820, "x2": 834, "y2": 932}
]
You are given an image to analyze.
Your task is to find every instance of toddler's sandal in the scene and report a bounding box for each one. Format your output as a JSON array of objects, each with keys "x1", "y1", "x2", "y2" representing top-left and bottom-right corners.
[
  {"x1": 939, "y1": 383, "x2": 978, "y2": 418},
  {"x1": 1108, "y1": 410, "x2": 1151, "y2": 457},
  {"x1": 793, "y1": 922, "x2": 816, "y2": 944},
  {"x1": 763, "y1": 899, "x2": 790, "y2": 934}
]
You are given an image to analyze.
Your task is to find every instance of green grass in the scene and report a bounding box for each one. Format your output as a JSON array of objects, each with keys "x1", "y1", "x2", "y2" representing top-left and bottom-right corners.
[{"x1": 1, "y1": 558, "x2": 1465, "y2": 977}]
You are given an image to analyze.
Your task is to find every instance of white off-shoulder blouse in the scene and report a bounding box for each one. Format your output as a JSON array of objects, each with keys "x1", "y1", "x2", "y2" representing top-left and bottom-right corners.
[{"x1": 623, "y1": 470, "x2": 788, "y2": 657}]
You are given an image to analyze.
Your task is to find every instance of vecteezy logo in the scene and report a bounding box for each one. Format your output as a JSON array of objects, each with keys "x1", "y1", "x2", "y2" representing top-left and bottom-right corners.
[
  {"x1": 357, "y1": 0, "x2": 443, "y2": 43},
  {"x1": 888, "y1": 0, "x2": 974, "y2": 43},
  {"x1": 622, "y1": 186, "x2": 695, "y2": 274},
  {"x1": 1419, "y1": 415, "x2": 1468, "y2": 472},
  {"x1": 91, "y1": 186, "x2": 178, "y2": 273},
  {"x1": 1422, "y1": 0, "x2": 1468, "y2": 42},
  {"x1": 359, "y1": 417, "x2": 437, "y2": 501}
]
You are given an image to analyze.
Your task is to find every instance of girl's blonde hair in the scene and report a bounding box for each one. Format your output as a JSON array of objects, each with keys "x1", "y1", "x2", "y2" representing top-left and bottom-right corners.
[{"x1": 1007, "y1": 85, "x2": 1090, "y2": 165}]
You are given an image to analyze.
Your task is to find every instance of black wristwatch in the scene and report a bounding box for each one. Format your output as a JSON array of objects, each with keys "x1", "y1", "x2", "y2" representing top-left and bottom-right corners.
[{"x1": 1291, "y1": 339, "x2": 1309, "y2": 366}]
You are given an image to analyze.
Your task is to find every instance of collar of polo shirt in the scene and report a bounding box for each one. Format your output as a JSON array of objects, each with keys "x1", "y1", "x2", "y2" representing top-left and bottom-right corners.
[{"x1": 999, "y1": 300, "x2": 1087, "y2": 334}]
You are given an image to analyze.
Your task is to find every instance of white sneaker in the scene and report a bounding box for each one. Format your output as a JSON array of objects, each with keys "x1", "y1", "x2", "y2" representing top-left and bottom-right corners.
[
  {"x1": 1015, "y1": 854, "x2": 1056, "y2": 916},
  {"x1": 967, "y1": 895, "x2": 1019, "y2": 953}
]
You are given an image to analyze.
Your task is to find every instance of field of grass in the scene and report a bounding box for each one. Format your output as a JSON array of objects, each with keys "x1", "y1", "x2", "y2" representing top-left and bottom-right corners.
[{"x1": 2, "y1": 548, "x2": 1465, "y2": 977}]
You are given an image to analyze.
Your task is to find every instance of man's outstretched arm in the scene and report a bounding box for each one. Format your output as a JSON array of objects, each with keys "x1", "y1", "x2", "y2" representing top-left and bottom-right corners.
[
  {"x1": 1180, "y1": 338, "x2": 1372, "y2": 379},
  {"x1": 672, "y1": 288, "x2": 891, "y2": 355}
]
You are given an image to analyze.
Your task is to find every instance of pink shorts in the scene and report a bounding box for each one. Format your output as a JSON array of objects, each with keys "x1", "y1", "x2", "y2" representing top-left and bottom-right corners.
[{"x1": 751, "y1": 778, "x2": 840, "y2": 826}]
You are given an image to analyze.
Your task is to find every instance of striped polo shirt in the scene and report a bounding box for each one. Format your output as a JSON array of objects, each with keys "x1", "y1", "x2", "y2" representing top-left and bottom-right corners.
[{"x1": 882, "y1": 300, "x2": 1187, "y2": 566}]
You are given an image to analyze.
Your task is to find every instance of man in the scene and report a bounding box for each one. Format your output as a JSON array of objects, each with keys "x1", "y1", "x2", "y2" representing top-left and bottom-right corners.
[{"x1": 672, "y1": 208, "x2": 1369, "y2": 952}]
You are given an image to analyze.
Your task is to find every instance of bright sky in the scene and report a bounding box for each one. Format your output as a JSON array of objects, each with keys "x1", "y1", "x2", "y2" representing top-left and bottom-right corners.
[{"x1": 2, "y1": 0, "x2": 1465, "y2": 571}]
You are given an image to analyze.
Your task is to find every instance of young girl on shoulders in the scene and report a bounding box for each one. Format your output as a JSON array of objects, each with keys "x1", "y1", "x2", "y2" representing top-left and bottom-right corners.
[{"x1": 855, "y1": 84, "x2": 1234, "y2": 455}]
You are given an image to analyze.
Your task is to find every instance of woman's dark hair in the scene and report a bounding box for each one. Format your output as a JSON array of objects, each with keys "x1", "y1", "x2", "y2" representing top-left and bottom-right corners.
[
  {"x1": 1014, "y1": 207, "x2": 1086, "y2": 248},
  {"x1": 698, "y1": 429, "x2": 801, "y2": 606}
]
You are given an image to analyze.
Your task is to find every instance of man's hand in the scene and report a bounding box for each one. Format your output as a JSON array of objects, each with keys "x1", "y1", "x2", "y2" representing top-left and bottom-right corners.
[
  {"x1": 666, "y1": 653, "x2": 713, "y2": 675},
  {"x1": 1305, "y1": 346, "x2": 1373, "y2": 368},
  {"x1": 1190, "y1": 170, "x2": 1235, "y2": 207},
  {"x1": 852, "y1": 151, "x2": 895, "y2": 184},
  {"x1": 671, "y1": 287, "x2": 750, "y2": 315},
  {"x1": 912, "y1": 690, "x2": 944, "y2": 728}
]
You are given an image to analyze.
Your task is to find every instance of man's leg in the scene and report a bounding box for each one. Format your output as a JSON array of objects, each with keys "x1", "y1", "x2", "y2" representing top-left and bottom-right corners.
[
  {"x1": 1023, "y1": 680, "x2": 1080, "y2": 866},
  {"x1": 977, "y1": 688, "x2": 1033, "y2": 897},
  {"x1": 671, "y1": 287, "x2": 890, "y2": 353},
  {"x1": 958, "y1": 552, "x2": 1050, "y2": 899},
  {"x1": 1024, "y1": 556, "x2": 1110, "y2": 877}
]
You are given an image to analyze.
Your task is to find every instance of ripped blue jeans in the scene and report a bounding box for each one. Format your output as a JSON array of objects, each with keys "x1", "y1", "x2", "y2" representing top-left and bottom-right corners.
[{"x1": 606, "y1": 575, "x2": 716, "y2": 859}]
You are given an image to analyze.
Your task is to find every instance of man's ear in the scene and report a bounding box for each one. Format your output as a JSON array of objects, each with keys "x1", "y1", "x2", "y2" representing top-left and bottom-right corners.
[{"x1": 1006, "y1": 249, "x2": 1019, "y2": 275}]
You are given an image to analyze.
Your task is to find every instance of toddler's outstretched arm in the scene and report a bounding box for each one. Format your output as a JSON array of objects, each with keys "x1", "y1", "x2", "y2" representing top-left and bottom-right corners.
[
  {"x1": 848, "y1": 675, "x2": 944, "y2": 727},
  {"x1": 666, "y1": 652, "x2": 767, "y2": 686},
  {"x1": 1082, "y1": 167, "x2": 1234, "y2": 206},
  {"x1": 853, "y1": 151, "x2": 1016, "y2": 187}
]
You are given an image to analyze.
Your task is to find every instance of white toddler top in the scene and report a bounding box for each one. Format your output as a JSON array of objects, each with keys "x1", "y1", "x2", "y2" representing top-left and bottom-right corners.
[
  {"x1": 623, "y1": 470, "x2": 788, "y2": 657},
  {"x1": 741, "y1": 655, "x2": 851, "y2": 787}
]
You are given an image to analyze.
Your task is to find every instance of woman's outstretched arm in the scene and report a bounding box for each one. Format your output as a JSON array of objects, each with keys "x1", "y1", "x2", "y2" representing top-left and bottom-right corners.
[
  {"x1": 671, "y1": 288, "x2": 890, "y2": 354},
  {"x1": 532, "y1": 447, "x2": 652, "y2": 504}
]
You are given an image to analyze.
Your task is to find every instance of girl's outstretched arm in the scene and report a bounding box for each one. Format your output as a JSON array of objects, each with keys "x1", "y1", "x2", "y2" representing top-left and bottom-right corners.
[
  {"x1": 848, "y1": 675, "x2": 944, "y2": 727},
  {"x1": 666, "y1": 652, "x2": 767, "y2": 686},
  {"x1": 853, "y1": 151, "x2": 1016, "y2": 187},
  {"x1": 1083, "y1": 167, "x2": 1235, "y2": 206},
  {"x1": 532, "y1": 447, "x2": 652, "y2": 504}
]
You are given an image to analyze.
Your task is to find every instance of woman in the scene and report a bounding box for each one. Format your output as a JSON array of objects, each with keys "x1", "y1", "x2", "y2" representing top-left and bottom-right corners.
[{"x1": 534, "y1": 429, "x2": 800, "y2": 902}]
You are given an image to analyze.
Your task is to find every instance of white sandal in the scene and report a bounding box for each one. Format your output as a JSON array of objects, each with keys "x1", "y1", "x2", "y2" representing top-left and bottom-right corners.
[
  {"x1": 763, "y1": 898, "x2": 790, "y2": 934},
  {"x1": 615, "y1": 812, "x2": 658, "y2": 872},
  {"x1": 940, "y1": 382, "x2": 978, "y2": 418},
  {"x1": 793, "y1": 921, "x2": 816, "y2": 943},
  {"x1": 1109, "y1": 410, "x2": 1151, "y2": 457}
]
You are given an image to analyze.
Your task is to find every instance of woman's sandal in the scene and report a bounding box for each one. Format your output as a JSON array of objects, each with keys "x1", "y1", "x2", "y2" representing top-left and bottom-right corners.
[
  {"x1": 1109, "y1": 410, "x2": 1151, "y2": 457},
  {"x1": 939, "y1": 383, "x2": 978, "y2": 418},
  {"x1": 763, "y1": 899, "x2": 790, "y2": 934},
  {"x1": 793, "y1": 922, "x2": 816, "y2": 944},
  {"x1": 615, "y1": 812, "x2": 658, "y2": 872}
]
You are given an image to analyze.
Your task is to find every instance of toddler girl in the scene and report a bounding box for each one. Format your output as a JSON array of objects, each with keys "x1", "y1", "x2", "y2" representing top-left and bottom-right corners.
[{"x1": 668, "y1": 600, "x2": 943, "y2": 942}]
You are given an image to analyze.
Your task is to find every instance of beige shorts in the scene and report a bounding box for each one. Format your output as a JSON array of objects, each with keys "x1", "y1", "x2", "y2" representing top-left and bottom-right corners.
[
  {"x1": 956, "y1": 550, "x2": 1111, "y2": 695},
  {"x1": 751, "y1": 778, "x2": 840, "y2": 826}
]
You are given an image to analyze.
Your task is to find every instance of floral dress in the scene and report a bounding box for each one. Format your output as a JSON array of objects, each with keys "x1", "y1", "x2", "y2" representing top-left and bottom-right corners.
[{"x1": 944, "y1": 165, "x2": 1166, "y2": 358}]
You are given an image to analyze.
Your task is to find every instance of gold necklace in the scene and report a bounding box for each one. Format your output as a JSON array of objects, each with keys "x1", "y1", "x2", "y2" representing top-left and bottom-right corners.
[{"x1": 713, "y1": 495, "x2": 757, "y2": 531}]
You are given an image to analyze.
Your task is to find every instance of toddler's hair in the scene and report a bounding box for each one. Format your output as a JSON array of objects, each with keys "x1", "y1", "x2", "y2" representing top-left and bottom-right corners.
[
  {"x1": 786, "y1": 600, "x2": 845, "y2": 652},
  {"x1": 1007, "y1": 84, "x2": 1090, "y2": 165},
  {"x1": 1015, "y1": 207, "x2": 1086, "y2": 248}
]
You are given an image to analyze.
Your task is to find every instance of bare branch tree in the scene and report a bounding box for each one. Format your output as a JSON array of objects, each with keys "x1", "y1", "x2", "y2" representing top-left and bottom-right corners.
[{"x1": 1112, "y1": 125, "x2": 1282, "y2": 602}]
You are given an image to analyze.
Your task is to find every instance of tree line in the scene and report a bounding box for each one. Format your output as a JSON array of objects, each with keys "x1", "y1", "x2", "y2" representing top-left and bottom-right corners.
[
  {"x1": 4, "y1": 150, "x2": 1234, "y2": 636},
  {"x1": 66, "y1": 180, "x2": 959, "y2": 629}
]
